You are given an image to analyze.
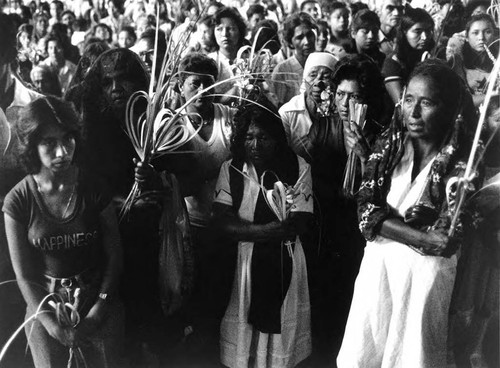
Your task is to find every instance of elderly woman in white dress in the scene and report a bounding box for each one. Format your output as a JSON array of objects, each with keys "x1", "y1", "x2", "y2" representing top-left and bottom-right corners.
[
  {"x1": 213, "y1": 100, "x2": 314, "y2": 368},
  {"x1": 337, "y1": 59, "x2": 477, "y2": 367}
]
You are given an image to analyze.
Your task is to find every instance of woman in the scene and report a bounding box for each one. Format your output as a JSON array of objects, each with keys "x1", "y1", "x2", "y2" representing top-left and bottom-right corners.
[
  {"x1": 382, "y1": 7, "x2": 435, "y2": 104},
  {"x1": 213, "y1": 100, "x2": 314, "y2": 368},
  {"x1": 2, "y1": 96, "x2": 124, "y2": 367},
  {"x1": 33, "y1": 10, "x2": 49, "y2": 54},
  {"x1": 208, "y1": 7, "x2": 247, "y2": 93},
  {"x1": 69, "y1": 48, "x2": 149, "y2": 197},
  {"x1": 448, "y1": 14, "x2": 497, "y2": 107},
  {"x1": 41, "y1": 36, "x2": 77, "y2": 94},
  {"x1": 315, "y1": 20, "x2": 330, "y2": 52},
  {"x1": 67, "y1": 48, "x2": 163, "y2": 364},
  {"x1": 280, "y1": 53, "x2": 385, "y2": 362},
  {"x1": 17, "y1": 24, "x2": 36, "y2": 66},
  {"x1": 337, "y1": 59, "x2": 476, "y2": 367}
]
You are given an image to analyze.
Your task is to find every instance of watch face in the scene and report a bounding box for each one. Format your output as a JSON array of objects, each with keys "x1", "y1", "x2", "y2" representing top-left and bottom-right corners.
[{"x1": 99, "y1": 293, "x2": 108, "y2": 300}]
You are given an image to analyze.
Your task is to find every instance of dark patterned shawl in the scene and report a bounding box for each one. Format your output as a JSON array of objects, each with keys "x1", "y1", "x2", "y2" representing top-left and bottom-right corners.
[{"x1": 357, "y1": 105, "x2": 479, "y2": 246}]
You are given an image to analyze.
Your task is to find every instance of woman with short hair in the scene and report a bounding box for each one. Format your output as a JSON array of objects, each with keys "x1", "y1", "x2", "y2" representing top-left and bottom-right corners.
[{"x1": 3, "y1": 96, "x2": 124, "y2": 368}]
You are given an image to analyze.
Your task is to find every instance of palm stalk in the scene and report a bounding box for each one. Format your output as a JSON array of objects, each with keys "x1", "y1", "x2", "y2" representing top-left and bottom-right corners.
[
  {"x1": 448, "y1": 54, "x2": 500, "y2": 237},
  {"x1": 342, "y1": 101, "x2": 367, "y2": 198}
]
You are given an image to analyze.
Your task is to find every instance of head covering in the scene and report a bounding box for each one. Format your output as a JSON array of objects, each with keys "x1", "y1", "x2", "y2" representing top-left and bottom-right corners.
[
  {"x1": 301, "y1": 52, "x2": 338, "y2": 91},
  {"x1": 303, "y1": 52, "x2": 338, "y2": 79}
]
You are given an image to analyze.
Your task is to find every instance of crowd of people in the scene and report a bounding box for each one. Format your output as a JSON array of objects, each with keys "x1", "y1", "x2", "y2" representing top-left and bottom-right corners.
[{"x1": 0, "y1": 0, "x2": 498, "y2": 366}]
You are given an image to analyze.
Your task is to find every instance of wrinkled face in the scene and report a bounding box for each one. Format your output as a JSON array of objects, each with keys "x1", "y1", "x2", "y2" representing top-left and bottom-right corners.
[
  {"x1": 316, "y1": 30, "x2": 329, "y2": 51},
  {"x1": 290, "y1": 24, "x2": 316, "y2": 60},
  {"x1": 330, "y1": 8, "x2": 349, "y2": 33},
  {"x1": 302, "y1": 2, "x2": 321, "y2": 20},
  {"x1": 248, "y1": 12, "x2": 265, "y2": 31},
  {"x1": 95, "y1": 25, "x2": 111, "y2": 41},
  {"x1": 180, "y1": 73, "x2": 215, "y2": 109},
  {"x1": 334, "y1": 79, "x2": 365, "y2": 122},
  {"x1": 47, "y1": 40, "x2": 63, "y2": 60},
  {"x1": 405, "y1": 22, "x2": 433, "y2": 50},
  {"x1": 379, "y1": 0, "x2": 404, "y2": 29},
  {"x1": 37, "y1": 123, "x2": 76, "y2": 173},
  {"x1": 403, "y1": 75, "x2": 448, "y2": 142},
  {"x1": 304, "y1": 65, "x2": 334, "y2": 103},
  {"x1": 215, "y1": 17, "x2": 241, "y2": 51},
  {"x1": 118, "y1": 30, "x2": 135, "y2": 48},
  {"x1": 102, "y1": 69, "x2": 137, "y2": 114},
  {"x1": 199, "y1": 23, "x2": 215, "y2": 50},
  {"x1": 352, "y1": 26, "x2": 379, "y2": 51},
  {"x1": 244, "y1": 123, "x2": 277, "y2": 167},
  {"x1": 467, "y1": 20, "x2": 494, "y2": 53}
]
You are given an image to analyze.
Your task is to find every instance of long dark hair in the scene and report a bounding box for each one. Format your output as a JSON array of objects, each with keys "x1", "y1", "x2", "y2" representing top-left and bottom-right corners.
[
  {"x1": 395, "y1": 7, "x2": 435, "y2": 72},
  {"x1": 231, "y1": 99, "x2": 298, "y2": 184},
  {"x1": 463, "y1": 13, "x2": 496, "y2": 71},
  {"x1": 407, "y1": 59, "x2": 474, "y2": 150},
  {"x1": 16, "y1": 96, "x2": 82, "y2": 174}
]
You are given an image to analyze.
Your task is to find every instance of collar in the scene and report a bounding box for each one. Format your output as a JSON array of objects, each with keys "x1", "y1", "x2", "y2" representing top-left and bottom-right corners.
[
  {"x1": 378, "y1": 29, "x2": 390, "y2": 43},
  {"x1": 280, "y1": 93, "x2": 307, "y2": 113}
]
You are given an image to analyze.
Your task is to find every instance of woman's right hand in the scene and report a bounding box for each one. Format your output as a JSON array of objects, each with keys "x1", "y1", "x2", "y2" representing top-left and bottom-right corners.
[{"x1": 133, "y1": 158, "x2": 163, "y2": 190}]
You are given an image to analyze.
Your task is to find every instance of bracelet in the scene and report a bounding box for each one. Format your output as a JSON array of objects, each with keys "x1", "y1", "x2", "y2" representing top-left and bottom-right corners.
[{"x1": 98, "y1": 292, "x2": 110, "y2": 302}]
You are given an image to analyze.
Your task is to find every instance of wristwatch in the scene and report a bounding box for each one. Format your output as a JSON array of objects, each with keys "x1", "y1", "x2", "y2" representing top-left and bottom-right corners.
[{"x1": 98, "y1": 292, "x2": 109, "y2": 301}]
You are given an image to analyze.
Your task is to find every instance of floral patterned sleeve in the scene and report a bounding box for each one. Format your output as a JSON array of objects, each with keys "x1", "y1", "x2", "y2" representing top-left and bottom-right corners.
[{"x1": 357, "y1": 123, "x2": 405, "y2": 241}]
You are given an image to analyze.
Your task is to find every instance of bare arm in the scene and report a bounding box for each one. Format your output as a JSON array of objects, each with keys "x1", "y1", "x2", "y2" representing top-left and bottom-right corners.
[
  {"x1": 77, "y1": 202, "x2": 122, "y2": 337},
  {"x1": 385, "y1": 80, "x2": 403, "y2": 105},
  {"x1": 5, "y1": 214, "x2": 76, "y2": 346}
]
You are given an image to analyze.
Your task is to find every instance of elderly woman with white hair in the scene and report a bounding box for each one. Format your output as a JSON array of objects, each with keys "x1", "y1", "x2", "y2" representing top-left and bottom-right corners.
[{"x1": 280, "y1": 52, "x2": 387, "y2": 363}]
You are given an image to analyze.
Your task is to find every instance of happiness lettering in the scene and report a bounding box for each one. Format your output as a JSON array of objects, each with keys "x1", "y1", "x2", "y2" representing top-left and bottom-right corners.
[{"x1": 32, "y1": 231, "x2": 98, "y2": 251}]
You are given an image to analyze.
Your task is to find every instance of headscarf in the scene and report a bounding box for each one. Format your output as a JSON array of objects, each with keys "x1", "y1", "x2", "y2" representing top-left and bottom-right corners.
[{"x1": 300, "y1": 52, "x2": 338, "y2": 91}]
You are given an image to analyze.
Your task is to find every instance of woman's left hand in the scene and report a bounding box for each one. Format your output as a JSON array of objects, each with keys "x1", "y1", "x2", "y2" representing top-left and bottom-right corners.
[
  {"x1": 345, "y1": 121, "x2": 370, "y2": 163},
  {"x1": 420, "y1": 229, "x2": 458, "y2": 257}
]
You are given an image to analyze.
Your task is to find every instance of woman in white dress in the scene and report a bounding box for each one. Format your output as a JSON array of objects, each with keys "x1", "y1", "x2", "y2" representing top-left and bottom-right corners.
[
  {"x1": 337, "y1": 59, "x2": 478, "y2": 368},
  {"x1": 213, "y1": 101, "x2": 314, "y2": 368}
]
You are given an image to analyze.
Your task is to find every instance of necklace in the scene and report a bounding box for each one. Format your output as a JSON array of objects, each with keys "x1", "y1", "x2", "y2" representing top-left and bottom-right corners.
[
  {"x1": 35, "y1": 178, "x2": 76, "y2": 219},
  {"x1": 189, "y1": 115, "x2": 213, "y2": 128}
]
